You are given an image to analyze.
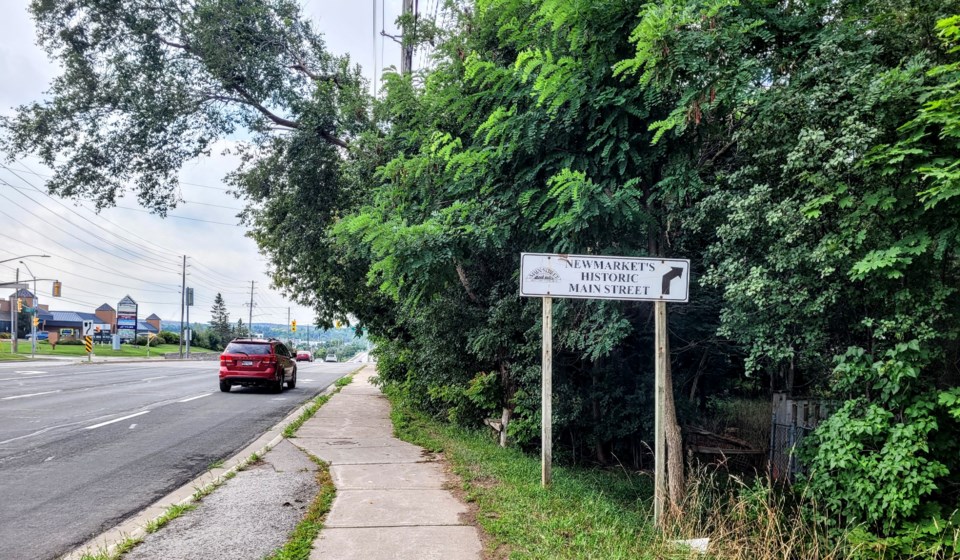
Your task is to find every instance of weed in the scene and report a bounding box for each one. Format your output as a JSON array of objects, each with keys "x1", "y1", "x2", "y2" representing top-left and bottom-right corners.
[
  {"x1": 77, "y1": 534, "x2": 142, "y2": 560},
  {"x1": 144, "y1": 503, "x2": 197, "y2": 533},
  {"x1": 263, "y1": 455, "x2": 337, "y2": 560},
  {"x1": 208, "y1": 459, "x2": 225, "y2": 470}
]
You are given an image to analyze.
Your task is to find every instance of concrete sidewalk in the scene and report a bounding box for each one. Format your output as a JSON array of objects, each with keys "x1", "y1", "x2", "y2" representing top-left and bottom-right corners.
[
  {"x1": 68, "y1": 365, "x2": 481, "y2": 560},
  {"x1": 293, "y1": 366, "x2": 482, "y2": 560}
]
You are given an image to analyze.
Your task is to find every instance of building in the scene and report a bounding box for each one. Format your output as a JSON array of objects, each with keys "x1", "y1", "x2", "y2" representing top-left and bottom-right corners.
[{"x1": 2, "y1": 293, "x2": 163, "y2": 342}]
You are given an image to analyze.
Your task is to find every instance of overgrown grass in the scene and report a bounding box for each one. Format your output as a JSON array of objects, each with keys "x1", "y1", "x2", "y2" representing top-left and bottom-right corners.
[
  {"x1": 283, "y1": 373, "x2": 354, "y2": 438},
  {"x1": 388, "y1": 388, "x2": 668, "y2": 559},
  {"x1": 386, "y1": 388, "x2": 870, "y2": 560},
  {"x1": 264, "y1": 455, "x2": 337, "y2": 560}
]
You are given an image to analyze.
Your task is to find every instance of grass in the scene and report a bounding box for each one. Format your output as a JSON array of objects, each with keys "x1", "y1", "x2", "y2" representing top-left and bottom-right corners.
[
  {"x1": 387, "y1": 388, "x2": 669, "y2": 559},
  {"x1": 144, "y1": 503, "x2": 198, "y2": 534},
  {"x1": 0, "y1": 340, "x2": 213, "y2": 358},
  {"x1": 385, "y1": 388, "x2": 867, "y2": 560},
  {"x1": 264, "y1": 454, "x2": 337, "y2": 560},
  {"x1": 78, "y1": 535, "x2": 142, "y2": 560}
]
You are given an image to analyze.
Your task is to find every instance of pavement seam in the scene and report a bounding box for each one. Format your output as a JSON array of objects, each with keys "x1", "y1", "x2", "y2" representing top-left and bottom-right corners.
[{"x1": 62, "y1": 368, "x2": 362, "y2": 560}]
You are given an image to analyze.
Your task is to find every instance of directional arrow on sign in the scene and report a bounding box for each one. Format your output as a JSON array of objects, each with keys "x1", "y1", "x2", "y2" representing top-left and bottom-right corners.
[{"x1": 661, "y1": 267, "x2": 684, "y2": 296}]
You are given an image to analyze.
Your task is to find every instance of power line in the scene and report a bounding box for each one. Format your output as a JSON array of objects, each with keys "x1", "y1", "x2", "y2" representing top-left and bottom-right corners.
[
  {"x1": 0, "y1": 197, "x2": 183, "y2": 280},
  {"x1": 0, "y1": 231, "x2": 181, "y2": 289},
  {"x1": 113, "y1": 206, "x2": 241, "y2": 227},
  {"x1": 2, "y1": 162, "x2": 185, "y2": 260},
  {"x1": 0, "y1": 180, "x2": 182, "y2": 271}
]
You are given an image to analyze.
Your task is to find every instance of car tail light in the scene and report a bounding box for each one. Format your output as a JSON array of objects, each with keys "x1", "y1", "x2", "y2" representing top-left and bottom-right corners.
[
  {"x1": 262, "y1": 355, "x2": 276, "y2": 364},
  {"x1": 220, "y1": 355, "x2": 228, "y2": 366}
]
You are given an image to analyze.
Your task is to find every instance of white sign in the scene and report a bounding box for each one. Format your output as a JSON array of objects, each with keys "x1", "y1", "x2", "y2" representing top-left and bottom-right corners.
[
  {"x1": 520, "y1": 252, "x2": 690, "y2": 303},
  {"x1": 82, "y1": 320, "x2": 94, "y2": 336}
]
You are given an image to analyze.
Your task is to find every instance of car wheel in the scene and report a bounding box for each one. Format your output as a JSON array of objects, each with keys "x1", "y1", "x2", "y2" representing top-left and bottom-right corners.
[
  {"x1": 219, "y1": 381, "x2": 231, "y2": 393},
  {"x1": 287, "y1": 368, "x2": 297, "y2": 389},
  {"x1": 272, "y1": 372, "x2": 284, "y2": 393}
]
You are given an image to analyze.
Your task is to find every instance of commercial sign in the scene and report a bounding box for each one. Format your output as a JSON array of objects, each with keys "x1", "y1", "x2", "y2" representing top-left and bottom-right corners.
[
  {"x1": 519, "y1": 253, "x2": 690, "y2": 302},
  {"x1": 117, "y1": 295, "x2": 139, "y2": 341}
]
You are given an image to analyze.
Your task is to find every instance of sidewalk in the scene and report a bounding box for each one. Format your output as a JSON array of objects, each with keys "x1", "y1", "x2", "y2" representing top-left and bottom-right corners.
[
  {"x1": 86, "y1": 365, "x2": 483, "y2": 560},
  {"x1": 293, "y1": 367, "x2": 482, "y2": 559}
]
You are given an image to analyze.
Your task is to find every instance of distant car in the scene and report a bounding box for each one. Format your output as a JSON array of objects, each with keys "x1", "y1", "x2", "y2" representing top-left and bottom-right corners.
[
  {"x1": 26, "y1": 332, "x2": 49, "y2": 341},
  {"x1": 324, "y1": 352, "x2": 337, "y2": 362},
  {"x1": 296, "y1": 351, "x2": 313, "y2": 362},
  {"x1": 219, "y1": 339, "x2": 297, "y2": 393}
]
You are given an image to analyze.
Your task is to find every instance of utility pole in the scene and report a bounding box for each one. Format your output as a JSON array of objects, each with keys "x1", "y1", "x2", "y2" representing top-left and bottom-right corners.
[
  {"x1": 30, "y1": 275, "x2": 37, "y2": 359},
  {"x1": 287, "y1": 307, "x2": 291, "y2": 342},
  {"x1": 11, "y1": 267, "x2": 18, "y2": 354},
  {"x1": 400, "y1": 0, "x2": 414, "y2": 74},
  {"x1": 179, "y1": 255, "x2": 186, "y2": 358},
  {"x1": 185, "y1": 289, "x2": 191, "y2": 358},
  {"x1": 248, "y1": 281, "x2": 255, "y2": 330}
]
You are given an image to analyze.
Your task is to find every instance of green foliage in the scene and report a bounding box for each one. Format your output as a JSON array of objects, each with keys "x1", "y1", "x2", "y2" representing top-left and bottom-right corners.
[
  {"x1": 158, "y1": 330, "x2": 180, "y2": 345},
  {"x1": 134, "y1": 336, "x2": 160, "y2": 347},
  {"x1": 13, "y1": 0, "x2": 960, "y2": 553}
]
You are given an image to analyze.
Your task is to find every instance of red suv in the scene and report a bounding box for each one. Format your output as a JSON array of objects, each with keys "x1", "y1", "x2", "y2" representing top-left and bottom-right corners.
[{"x1": 219, "y1": 339, "x2": 297, "y2": 393}]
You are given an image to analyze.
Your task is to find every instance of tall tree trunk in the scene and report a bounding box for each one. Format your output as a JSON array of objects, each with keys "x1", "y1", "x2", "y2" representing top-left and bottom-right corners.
[
  {"x1": 498, "y1": 361, "x2": 514, "y2": 447},
  {"x1": 663, "y1": 327, "x2": 685, "y2": 514}
]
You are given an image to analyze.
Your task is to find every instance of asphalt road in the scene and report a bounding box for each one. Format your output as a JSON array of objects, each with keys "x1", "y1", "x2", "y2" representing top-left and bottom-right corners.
[{"x1": 0, "y1": 358, "x2": 357, "y2": 560}]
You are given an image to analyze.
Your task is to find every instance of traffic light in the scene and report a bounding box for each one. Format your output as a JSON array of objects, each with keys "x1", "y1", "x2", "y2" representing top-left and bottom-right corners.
[
  {"x1": 32, "y1": 317, "x2": 39, "y2": 327},
  {"x1": 334, "y1": 320, "x2": 341, "y2": 328},
  {"x1": 17, "y1": 298, "x2": 22, "y2": 312},
  {"x1": 52, "y1": 281, "x2": 62, "y2": 298},
  {"x1": 291, "y1": 319, "x2": 297, "y2": 333}
]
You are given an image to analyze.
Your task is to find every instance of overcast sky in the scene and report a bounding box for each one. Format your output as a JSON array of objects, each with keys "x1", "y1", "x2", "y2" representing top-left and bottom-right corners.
[{"x1": 0, "y1": 1, "x2": 411, "y2": 327}]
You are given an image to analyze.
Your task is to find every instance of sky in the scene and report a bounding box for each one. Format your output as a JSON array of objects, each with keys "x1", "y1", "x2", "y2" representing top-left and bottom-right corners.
[{"x1": 0, "y1": 1, "x2": 418, "y2": 326}]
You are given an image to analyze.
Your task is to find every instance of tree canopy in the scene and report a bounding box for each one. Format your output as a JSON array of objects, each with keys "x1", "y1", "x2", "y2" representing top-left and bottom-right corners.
[{"x1": 6, "y1": 0, "x2": 960, "y2": 553}]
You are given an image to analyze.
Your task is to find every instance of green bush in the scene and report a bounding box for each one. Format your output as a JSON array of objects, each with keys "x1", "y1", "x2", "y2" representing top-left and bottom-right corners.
[
  {"x1": 134, "y1": 336, "x2": 160, "y2": 347},
  {"x1": 58, "y1": 340, "x2": 84, "y2": 346},
  {"x1": 159, "y1": 330, "x2": 180, "y2": 345},
  {"x1": 0, "y1": 332, "x2": 10, "y2": 339}
]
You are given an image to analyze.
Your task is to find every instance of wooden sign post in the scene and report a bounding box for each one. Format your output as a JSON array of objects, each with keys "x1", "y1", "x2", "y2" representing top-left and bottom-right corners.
[
  {"x1": 520, "y1": 252, "x2": 690, "y2": 520},
  {"x1": 542, "y1": 296, "x2": 553, "y2": 486}
]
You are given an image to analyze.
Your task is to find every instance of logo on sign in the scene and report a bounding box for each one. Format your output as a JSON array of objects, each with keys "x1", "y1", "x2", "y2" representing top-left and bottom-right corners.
[{"x1": 527, "y1": 267, "x2": 560, "y2": 283}]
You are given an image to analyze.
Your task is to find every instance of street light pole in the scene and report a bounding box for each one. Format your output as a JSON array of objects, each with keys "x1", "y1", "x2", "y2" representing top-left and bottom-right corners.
[
  {"x1": 4, "y1": 255, "x2": 48, "y2": 353},
  {"x1": 0, "y1": 254, "x2": 49, "y2": 266},
  {"x1": 20, "y1": 261, "x2": 38, "y2": 358}
]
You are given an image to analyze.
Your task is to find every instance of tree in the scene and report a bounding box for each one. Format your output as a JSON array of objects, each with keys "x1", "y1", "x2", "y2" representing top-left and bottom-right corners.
[
  {"x1": 234, "y1": 318, "x2": 249, "y2": 338},
  {"x1": 209, "y1": 293, "x2": 231, "y2": 348},
  {"x1": 1, "y1": 0, "x2": 369, "y2": 213}
]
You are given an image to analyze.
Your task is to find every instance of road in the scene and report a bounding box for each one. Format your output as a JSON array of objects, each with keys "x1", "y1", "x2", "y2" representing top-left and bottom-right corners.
[{"x1": 0, "y1": 359, "x2": 357, "y2": 560}]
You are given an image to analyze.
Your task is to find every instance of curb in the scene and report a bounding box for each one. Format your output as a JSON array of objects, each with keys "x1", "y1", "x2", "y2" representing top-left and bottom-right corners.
[{"x1": 63, "y1": 367, "x2": 363, "y2": 560}]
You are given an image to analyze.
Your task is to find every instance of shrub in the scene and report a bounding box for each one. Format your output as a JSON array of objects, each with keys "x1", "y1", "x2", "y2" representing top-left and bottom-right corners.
[
  {"x1": 134, "y1": 336, "x2": 160, "y2": 347},
  {"x1": 159, "y1": 330, "x2": 180, "y2": 345},
  {"x1": 0, "y1": 332, "x2": 10, "y2": 339}
]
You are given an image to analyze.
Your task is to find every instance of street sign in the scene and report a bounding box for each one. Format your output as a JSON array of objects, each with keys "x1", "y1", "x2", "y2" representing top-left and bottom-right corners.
[
  {"x1": 520, "y1": 251, "x2": 691, "y2": 526},
  {"x1": 82, "y1": 320, "x2": 94, "y2": 336},
  {"x1": 520, "y1": 253, "x2": 690, "y2": 302}
]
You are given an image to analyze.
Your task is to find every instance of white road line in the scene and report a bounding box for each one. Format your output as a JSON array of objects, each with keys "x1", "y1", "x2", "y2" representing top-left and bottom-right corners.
[
  {"x1": 129, "y1": 424, "x2": 137, "y2": 429},
  {"x1": 142, "y1": 376, "x2": 167, "y2": 381},
  {"x1": 16, "y1": 370, "x2": 47, "y2": 375},
  {"x1": 1, "y1": 390, "x2": 62, "y2": 400},
  {"x1": 44, "y1": 456, "x2": 55, "y2": 462},
  {"x1": 178, "y1": 393, "x2": 212, "y2": 403},
  {"x1": 84, "y1": 411, "x2": 150, "y2": 430}
]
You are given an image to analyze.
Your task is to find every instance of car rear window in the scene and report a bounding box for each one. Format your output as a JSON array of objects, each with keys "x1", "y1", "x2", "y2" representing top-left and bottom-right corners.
[{"x1": 223, "y1": 342, "x2": 272, "y2": 355}]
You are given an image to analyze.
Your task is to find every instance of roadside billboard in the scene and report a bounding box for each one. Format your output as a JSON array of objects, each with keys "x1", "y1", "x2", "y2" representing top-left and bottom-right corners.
[{"x1": 116, "y1": 295, "x2": 138, "y2": 342}]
